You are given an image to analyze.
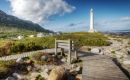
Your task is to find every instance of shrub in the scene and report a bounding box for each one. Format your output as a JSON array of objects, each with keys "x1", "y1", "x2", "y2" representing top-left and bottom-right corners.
[{"x1": 31, "y1": 52, "x2": 60, "y2": 65}]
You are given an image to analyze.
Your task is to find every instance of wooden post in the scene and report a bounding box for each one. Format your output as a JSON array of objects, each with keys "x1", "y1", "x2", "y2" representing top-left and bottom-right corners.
[
  {"x1": 61, "y1": 48, "x2": 64, "y2": 56},
  {"x1": 75, "y1": 51, "x2": 78, "y2": 60},
  {"x1": 68, "y1": 39, "x2": 71, "y2": 64},
  {"x1": 55, "y1": 39, "x2": 57, "y2": 55}
]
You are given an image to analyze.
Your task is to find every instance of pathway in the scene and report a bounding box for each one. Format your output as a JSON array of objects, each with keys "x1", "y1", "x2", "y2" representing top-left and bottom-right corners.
[
  {"x1": 0, "y1": 48, "x2": 61, "y2": 60},
  {"x1": 77, "y1": 51, "x2": 129, "y2": 80}
]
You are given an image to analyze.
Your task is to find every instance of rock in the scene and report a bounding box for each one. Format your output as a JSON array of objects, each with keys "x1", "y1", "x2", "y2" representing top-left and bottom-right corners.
[
  {"x1": 70, "y1": 69, "x2": 78, "y2": 75},
  {"x1": 71, "y1": 58, "x2": 76, "y2": 63},
  {"x1": 75, "y1": 74, "x2": 82, "y2": 80},
  {"x1": 123, "y1": 60, "x2": 130, "y2": 65},
  {"x1": 71, "y1": 64, "x2": 77, "y2": 69},
  {"x1": 40, "y1": 72, "x2": 49, "y2": 79},
  {"x1": 13, "y1": 73, "x2": 23, "y2": 79},
  {"x1": 76, "y1": 66, "x2": 81, "y2": 72},
  {"x1": 44, "y1": 69, "x2": 49, "y2": 73},
  {"x1": 99, "y1": 51, "x2": 104, "y2": 55},
  {"x1": 6, "y1": 77, "x2": 15, "y2": 80},
  {"x1": 91, "y1": 48, "x2": 101, "y2": 53},
  {"x1": 48, "y1": 66, "x2": 67, "y2": 80},
  {"x1": 61, "y1": 58, "x2": 67, "y2": 62},
  {"x1": 25, "y1": 60, "x2": 33, "y2": 64},
  {"x1": 41, "y1": 56, "x2": 48, "y2": 61},
  {"x1": 16, "y1": 58, "x2": 24, "y2": 64},
  {"x1": 30, "y1": 72, "x2": 40, "y2": 79},
  {"x1": 115, "y1": 51, "x2": 125, "y2": 58},
  {"x1": 27, "y1": 66, "x2": 33, "y2": 71}
]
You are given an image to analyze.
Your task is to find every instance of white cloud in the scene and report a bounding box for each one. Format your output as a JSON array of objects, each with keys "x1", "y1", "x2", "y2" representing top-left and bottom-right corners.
[
  {"x1": 8, "y1": 0, "x2": 76, "y2": 24},
  {"x1": 119, "y1": 17, "x2": 130, "y2": 21}
]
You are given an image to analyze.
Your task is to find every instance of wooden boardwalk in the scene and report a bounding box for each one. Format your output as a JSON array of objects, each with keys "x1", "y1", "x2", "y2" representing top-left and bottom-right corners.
[{"x1": 82, "y1": 55, "x2": 129, "y2": 80}]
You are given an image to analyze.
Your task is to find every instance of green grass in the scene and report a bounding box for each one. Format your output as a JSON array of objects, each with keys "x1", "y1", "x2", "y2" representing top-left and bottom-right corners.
[{"x1": 0, "y1": 32, "x2": 110, "y2": 56}]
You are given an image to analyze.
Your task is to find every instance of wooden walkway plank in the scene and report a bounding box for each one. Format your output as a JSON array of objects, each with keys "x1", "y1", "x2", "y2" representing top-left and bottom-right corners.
[{"x1": 82, "y1": 55, "x2": 129, "y2": 80}]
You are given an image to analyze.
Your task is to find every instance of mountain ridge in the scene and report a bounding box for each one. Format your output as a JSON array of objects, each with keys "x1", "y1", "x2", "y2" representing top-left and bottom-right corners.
[{"x1": 0, "y1": 10, "x2": 52, "y2": 33}]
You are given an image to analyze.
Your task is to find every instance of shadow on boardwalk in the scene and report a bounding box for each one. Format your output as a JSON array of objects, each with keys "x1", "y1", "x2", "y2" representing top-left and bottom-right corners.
[{"x1": 76, "y1": 50, "x2": 129, "y2": 80}]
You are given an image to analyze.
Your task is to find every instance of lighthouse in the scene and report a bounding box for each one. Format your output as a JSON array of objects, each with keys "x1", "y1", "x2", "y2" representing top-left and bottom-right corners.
[{"x1": 88, "y1": 9, "x2": 97, "y2": 32}]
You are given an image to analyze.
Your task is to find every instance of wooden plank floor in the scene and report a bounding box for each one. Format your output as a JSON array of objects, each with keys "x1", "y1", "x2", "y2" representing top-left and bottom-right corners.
[{"x1": 82, "y1": 55, "x2": 129, "y2": 80}]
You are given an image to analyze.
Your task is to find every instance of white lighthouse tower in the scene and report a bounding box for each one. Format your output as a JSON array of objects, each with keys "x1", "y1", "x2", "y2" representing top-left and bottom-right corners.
[{"x1": 88, "y1": 9, "x2": 97, "y2": 32}]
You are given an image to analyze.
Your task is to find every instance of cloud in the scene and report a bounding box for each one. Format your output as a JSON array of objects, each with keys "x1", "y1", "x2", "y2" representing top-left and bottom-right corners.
[
  {"x1": 118, "y1": 17, "x2": 130, "y2": 21},
  {"x1": 68, "y1": 22, "x2": 84, "y2": 27},
  {"x1": 8, "y1": 0, "x2": 76, "y2": 24}
]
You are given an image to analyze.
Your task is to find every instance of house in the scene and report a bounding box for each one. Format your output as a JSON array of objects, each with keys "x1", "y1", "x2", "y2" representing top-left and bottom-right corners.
[
  {"x1": 18, "y1": 35, "x2": 24, "y2": 40},
  {"x1": 37, "y1": 33, "x2": 44, "y2": 37},
  {"x1": 29, "y1": 35, "x2": 34, "y2": 38}
]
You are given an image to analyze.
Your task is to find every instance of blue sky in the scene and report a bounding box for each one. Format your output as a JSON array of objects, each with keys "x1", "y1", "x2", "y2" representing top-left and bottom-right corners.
[{"x1": 0, "y1": 0, "x2": 130, "y2": 32}]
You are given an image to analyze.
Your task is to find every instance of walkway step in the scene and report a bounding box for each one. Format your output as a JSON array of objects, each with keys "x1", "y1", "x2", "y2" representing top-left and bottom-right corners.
[{"x1": 82, "y1": 55, "x2": 129, "y2": 80}]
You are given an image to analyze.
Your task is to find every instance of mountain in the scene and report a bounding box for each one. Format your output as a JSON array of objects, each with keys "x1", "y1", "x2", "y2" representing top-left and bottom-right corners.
[{"x1": 0, "y1": 10, "x2": 52, "y2": 33}]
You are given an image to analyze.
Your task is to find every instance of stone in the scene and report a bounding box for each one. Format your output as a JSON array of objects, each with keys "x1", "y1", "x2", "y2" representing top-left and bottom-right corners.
[
  {"x1": 75, "y1": 74, "x2": 82, "y2": 80},
  {"x1": 13, "y1": 73, "x2": 23, "y2": 79},
  {"x1": 27, "y1": 66, "x2": 33, "y2": 71},
  {"x1": 61, "y1": 58, "x2": 67, "y2": 62},
  {"x1": 115, "y1": 51, "x2": 125, "y2": 58},
  {"x1": 30, "y1": 72, "x2": 40, "y2": 79},
  {"x1": 40, "y1": 72, "x2": 49, "y2": 79},
  {"x1": 71, "y1": 58, "x2": 76, "y2": 63},
  {"x1": 91, "y1": 48, "x2": 101, "y2": 53},
  {"x1": 71, "y1": 64, "x2": 77, "y2": 69},
  {"x1": 25, "y1": 60, "x2": 33, "y2": 64},
  {"x1": 48, "y1": 66, "x2": 67, "y2": 80},
  {"x1": 6, "y1": 77, "x2": 15, "y2": 80},
  {"x1": 41, "y1": 55, "x2": 48, "y2": 61},
  {"x1": 123, "y1": 60, "x2": 130, "y2": 65},
  {"x1": 70, "y1": 69, "x2": 78, "y2": 75},
  {"x1": 16, "y1": 58, "x2": 24, "y2": 64},
  {"x1": 44, "y1": 69, "x2": 49, "y2": 73},
  {"x1": 76, "y1": 66, "x2": 81, "y2": 72}
]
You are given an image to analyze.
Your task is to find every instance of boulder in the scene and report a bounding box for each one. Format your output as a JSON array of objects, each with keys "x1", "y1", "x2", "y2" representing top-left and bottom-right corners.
[
  {"x1": 76, "y1": 66, "x2": 81, "y2": 72},
  {"x1": 123, "y1": 60, "x2": 130, "y2": 65},
  {"x1": 76, "y1": 74, "x2": 82, "y2": 80},
  {"x1": 71, "y1": 58, "x2": 77, "y2": 63},
  {"x1": 16, "y1": 58, "x2": 24, "y2": 64},
  {"x1": 48, "y1": 66, "x2": 67, "y2": 80},
  {"x1": 30, "y1": 72, "x2": 40, "y2": 79},
  {"x1": 13, "y1": 73, "x2": 23, "y2": 79},
  {"x1": 27, "y1": 66, "x2": 33, "y2": 71},
  {"x1": 91, "y1": 48, "x2": 101, "y2": 53},
  {"x1": 115, "y1": 51, "x2": 126, "y2": 58},
  {"x1": 6, "y1": 77, "x2": 15, "y2": 80},
  {"x1": 41, "y1": 56, "x2": 48, "y2": 61},
  {"x1": 71, "y1": 64, "x2": 77, "y2": 69},
  {"x1": 44, "y1": 69, "x2": 49, "y2": 73},
  {"x1": 70, "y1": 69, "x2": 78, "y2": 75},
  {"x1": 40, "y1": 72, "x2": 49, "y2": 79},
  {"x1": 61, "y1": 58, "x2": 67, "y2": 62},
  {"x1": 25, "y1": 60, "x2": 33, "y2": 64}
]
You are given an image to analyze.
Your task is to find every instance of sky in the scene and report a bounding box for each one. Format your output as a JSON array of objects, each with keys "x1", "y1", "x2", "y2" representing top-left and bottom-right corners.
[{"x1": 0, "y1": 0, "x2": 130, "y2": 32}]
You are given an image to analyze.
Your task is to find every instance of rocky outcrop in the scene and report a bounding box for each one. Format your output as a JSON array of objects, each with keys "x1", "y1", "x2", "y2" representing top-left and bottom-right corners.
[{"x1": 48, "y1": 66, "x2": 67, "y2": 80}]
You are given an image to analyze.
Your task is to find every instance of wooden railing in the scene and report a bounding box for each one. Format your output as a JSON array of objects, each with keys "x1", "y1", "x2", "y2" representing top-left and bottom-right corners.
[{"x1": 55, "y1": 39, "x2": 77, "y2": 64}]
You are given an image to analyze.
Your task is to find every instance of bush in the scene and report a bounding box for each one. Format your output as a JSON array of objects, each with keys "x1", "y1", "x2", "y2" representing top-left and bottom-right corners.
[{"x1": 31, "y1": 52, "x2": 60, "y2": 65}]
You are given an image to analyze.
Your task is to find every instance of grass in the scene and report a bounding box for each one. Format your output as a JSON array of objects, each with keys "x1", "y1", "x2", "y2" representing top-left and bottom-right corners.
[{"x1": 0, "y1": 32, "x2": 110, "y2": 57}]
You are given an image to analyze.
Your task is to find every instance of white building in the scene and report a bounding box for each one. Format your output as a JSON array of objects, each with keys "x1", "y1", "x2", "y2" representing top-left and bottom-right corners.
[
  {"x1": 37, "y1": 33, "x2": 45, "y2": 37},
  {"x1": 88, "y1": 9, "x2": 97, "y2": 32},
  {"x1": 29, "y1": 35, "x2": 34, "y2": 38},
  {"x1": 18, "y1": 35, "x2": 24, "y2": 40}
]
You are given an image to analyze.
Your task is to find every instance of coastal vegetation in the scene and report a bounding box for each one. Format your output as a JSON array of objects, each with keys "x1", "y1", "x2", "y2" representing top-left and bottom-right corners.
[{"x1": 0, "y1": 32, "x2": 110, "y2": 57}]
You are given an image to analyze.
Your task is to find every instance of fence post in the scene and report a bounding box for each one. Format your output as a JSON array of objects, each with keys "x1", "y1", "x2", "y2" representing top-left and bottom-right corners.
[
  {"x1": 68, "y1": 39, "x2": 71, "y2": 64},
  {"x1": 55, "y1": 39, "x2": 57, "y2": 55}
]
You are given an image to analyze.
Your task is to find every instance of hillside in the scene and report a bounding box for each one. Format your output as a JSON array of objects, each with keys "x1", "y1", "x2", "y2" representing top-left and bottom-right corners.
[{"x1": 0, "y1": 10, "x2": 51, "y2": 33}]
